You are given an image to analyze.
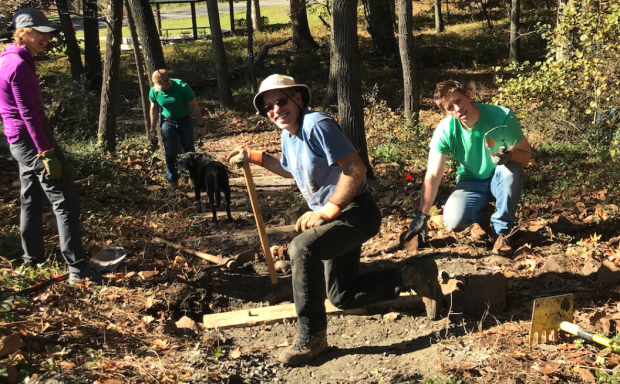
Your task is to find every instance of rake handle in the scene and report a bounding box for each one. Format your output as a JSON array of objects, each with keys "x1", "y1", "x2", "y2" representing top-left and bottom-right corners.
[{"x1": 560, "y1": 321, "x2": 611, "y2": 348}]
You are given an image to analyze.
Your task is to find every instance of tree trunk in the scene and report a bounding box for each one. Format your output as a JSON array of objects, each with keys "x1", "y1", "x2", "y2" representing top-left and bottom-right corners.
[
  {"x1": 83, "y1": 0, "x2": 102, "y2": 91},
  {"x1": 252, "y1": 0, "x2": 263, "y2": 32},
  {"x1": 481, "y1": 1, "x2": 493, "y2": 29},
  {"x1": 332, "y1": 0, "x2": 374, "y2": 179},
  {"x1": 509, "y1": 0, "x2": 521, "y2": 62},
  {"x1": 56, "y1": 0, "x2": 84, "y2": 80},
  {"x1": 555, "y1": 0, "x2": 568, "y2": 61},
  {"x1": 98, "y1": 0, "x2": 123, "y2": 152},
  {"x1": 206, "y1": 0, "x2": 235, "y2": 108},
  {"x1": 126, "y1": 0, "x2": 166, "y2": 74},
  {"x1": 399, "y1": 0, "x2": 419, "y2": 123},
  {"x1": 446, "y1": 0, "x2": 449, "y2": 16},
  {"x1": 127, "y1": 0, "x2": 166, "y2": 156},
  {"x1": 323, "y1": 26, "x2": 338, "y2": 108},
  {"x1": 362, "y1": 0, "x2": 398, "y2": 55},
  {"x1": 247, "y1": 0, "x2": 257, "y2": 92},
  {"x1": 229, "y1": 0, "x2": 235, "y2": 35},
  {"x1": 125, "y1": 0, "x2": 151, "y2": 136},
  {"x1": 434, "y1": 0, "x2": 445, "y2": 33},
  {"x1": 290, "y1": 0, "x2": 318, "y2": 49}
]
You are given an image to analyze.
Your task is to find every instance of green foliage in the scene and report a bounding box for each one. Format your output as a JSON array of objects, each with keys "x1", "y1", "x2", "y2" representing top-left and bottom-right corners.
[
  {"x1": 235, "y1": 16, "x2": 270, "y2": 30},
  {"x1": 494, "y1": 0, "x2": 620, "y2": 149},
  {"x1": 597, "y1": 371, "x2": 620, "y2": 384},
  {"x1": 365, "y1": 99, "x2": 434, "y2": 167}
]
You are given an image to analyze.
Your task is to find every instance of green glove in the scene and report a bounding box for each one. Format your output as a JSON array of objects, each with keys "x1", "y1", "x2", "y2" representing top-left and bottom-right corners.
[{"x1": 37, "y1": 149, "x2": 62, "y2": 180}]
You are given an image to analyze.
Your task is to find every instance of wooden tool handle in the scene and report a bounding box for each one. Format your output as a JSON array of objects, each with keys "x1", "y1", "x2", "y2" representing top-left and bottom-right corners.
[
  {"x1": 242, "y1": 162, "x2": 279, "y2": 286},
  {"x1": 152, "y1": 237, "x2": 237, "y2": 269}
]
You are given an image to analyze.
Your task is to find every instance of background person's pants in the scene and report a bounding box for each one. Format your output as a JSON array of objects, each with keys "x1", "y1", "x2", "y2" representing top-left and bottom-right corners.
[
  {"x1": 442, "y1": 162, "x2": 524, "y2": 236},
  {"x1": 8, "y1": 119, "x2": 87, "y2": 274},
  {"x1": 288, "y1": 192, "x2": 402, "y2": 338},
  {"x1": 160, "y1": 116, "x2": 195, "y2": 183}
]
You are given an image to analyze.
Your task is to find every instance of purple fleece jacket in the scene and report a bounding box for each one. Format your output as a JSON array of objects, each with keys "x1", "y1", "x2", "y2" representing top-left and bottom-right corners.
[{"x1": 0, "y1": 44, "x2": 51, "y2": 153}]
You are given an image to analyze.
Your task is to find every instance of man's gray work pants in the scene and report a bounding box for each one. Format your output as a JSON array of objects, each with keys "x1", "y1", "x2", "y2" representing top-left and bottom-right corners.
[{"x1": 8, "y1": 119, "x2": 87, "y2": 274}]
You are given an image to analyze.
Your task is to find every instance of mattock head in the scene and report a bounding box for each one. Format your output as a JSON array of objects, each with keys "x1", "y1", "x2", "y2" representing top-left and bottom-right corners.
[{"x1": 529, "y1": 294, "x2": 574, "y2": 348}]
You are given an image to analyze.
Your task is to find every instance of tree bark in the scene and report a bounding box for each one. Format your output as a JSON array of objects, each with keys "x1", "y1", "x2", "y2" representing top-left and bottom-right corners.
[
  {"x1": 98, "y1": 0, "x2": 123, "y2": 152},
  {"x1": 555, "y1": 0, "x2": 568, "y2": 61},
  {"x1": 229, "y1": 0, "x2": 235, "y2": 34},
  {"x1": 83, "y1": 0, "x2": 102, "y2": 90},
  {"x1": 323, "y1": 26, "x2": 338, "y2": 108},
  {"x1": 434, "y1": 0, "x2": 445, "y2": 33},
  {"x1": 247, "y1": 0, "x2": 257, "y2": 92},
  {"x1": 206, "y1": 0, "x2": 235, "y2": 108},
  {"x1": 125, "y1": 0, "x2": 151, "y2": 135},
  {"x1": 399, "y1": 0, "x2": 419, "y2": 123},
  {"x1": 290, "y1": 0, "x2": 318, "y2": 49},
  {"x1": 252, "y1": 0, "x2": 263, "y2": 32},
  {"x1": 362, "y1": 0, "x2": 398, "y2": 55},
  {"x1": 56, "y1": 0, "x2": 84, "y2": 80},
  {"x1": 332, "y1": 0, "x2": 374, "y2": 179},
  {"x1": 126, "y1": 0, "x2": 166, "y2": 74},
  {"x1": 509, "y1": 0, "x2": 521, "y2": 62},
  {"x1": 480, "y1": 1, "x2": 493, "y2": 29}
]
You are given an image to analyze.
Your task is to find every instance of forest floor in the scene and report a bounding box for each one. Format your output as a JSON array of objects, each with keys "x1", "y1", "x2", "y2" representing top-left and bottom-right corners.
[{"x1": 2, "y1": 112, "x2": 620, "y2": 384}]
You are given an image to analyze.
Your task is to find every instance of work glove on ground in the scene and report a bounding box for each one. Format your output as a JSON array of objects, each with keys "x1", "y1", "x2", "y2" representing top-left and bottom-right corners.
[
  {"x1": 490, "y1": 146, "x2": 512, "y2": 165},
  {"x1": 402, "y1": 210, "x2": 430, "y2": 242},
  {"x1": 37, "y1": 149, "x2": 62, "y2": 180},
  {"x1": 295, "y1": 202, "x2": 341, "y2": 232}
]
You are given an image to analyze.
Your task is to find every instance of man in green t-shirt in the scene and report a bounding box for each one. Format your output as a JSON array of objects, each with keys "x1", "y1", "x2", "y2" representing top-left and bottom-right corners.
[
  {"x1": 403, "y1": 80, "x2": 532, "y2": 256},
  {"x1": 149, "y1": 69, "x2": 205, "y2": 184}
]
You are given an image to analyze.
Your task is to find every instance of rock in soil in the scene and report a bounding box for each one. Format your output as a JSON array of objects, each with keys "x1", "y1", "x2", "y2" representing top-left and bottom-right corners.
[
  {"x1": 464, "y1": 273, "x2": 507, "y2": 317},
  {"x1": 543, "y1": 255, "x2": 571, "y2": 273},
  {"x1": 598, "y1": 260, "x2": 620, "y2": 286},
  {"x1": 581, "y1": 259, "x2": 602, "y2": 276}
]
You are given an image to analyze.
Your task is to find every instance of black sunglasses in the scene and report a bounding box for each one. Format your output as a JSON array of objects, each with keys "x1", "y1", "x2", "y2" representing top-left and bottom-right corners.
[{"x1": 262, "y1": 97, "x2": 289, "y2": 114}]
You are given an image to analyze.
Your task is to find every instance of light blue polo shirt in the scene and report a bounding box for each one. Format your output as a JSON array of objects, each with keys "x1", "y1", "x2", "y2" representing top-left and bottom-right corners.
[{"x1": 280, "y1": 110, "x2": 368, "y2": 211}]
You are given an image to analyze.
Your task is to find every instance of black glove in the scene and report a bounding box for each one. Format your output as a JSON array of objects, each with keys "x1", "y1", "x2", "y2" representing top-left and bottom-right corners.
[
  {"x1": 403, "y1": 211, "x2": 430, "y2": 242},
  {"x1": 490, "y1": 146, "x2": 511, "y2": 165}
]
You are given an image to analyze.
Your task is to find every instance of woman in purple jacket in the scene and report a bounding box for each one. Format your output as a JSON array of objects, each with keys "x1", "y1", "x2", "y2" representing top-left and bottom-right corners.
[{"x1": 0, "y1": 8, "x2": 101, "y2": 285}]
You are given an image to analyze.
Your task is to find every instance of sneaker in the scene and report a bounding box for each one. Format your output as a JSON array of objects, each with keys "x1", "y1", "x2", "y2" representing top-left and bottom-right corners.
[
  {"x1": 278, "y1": 329, "x2": 328, "y2": 366},
  {"x1": 69, "y1": 266, "x2": 103, "y2": 287},
  {"x1": 401, "y1": 257, "x2": 443, "y2": 320},
  {"x1": 493, "y1": 235, "x2": 513, "y2": 257},
  {"x1": 470, "y1": 222, "x2": 492, "y2": 241}
]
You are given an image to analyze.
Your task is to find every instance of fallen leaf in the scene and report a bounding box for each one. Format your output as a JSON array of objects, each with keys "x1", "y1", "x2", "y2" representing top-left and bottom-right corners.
[
  {"x1": 531, "y1": 362, "x2": 560, "y2": 375},
  {"x1": 577, "y1": 368, "x2": 596, "y2": 383},
  {"x1": 153, "y1": 339, "x2": 169, "y2": 350},
  {"x1": 145, "y1": 296, "x2": 154, "y2": 309},
  {"x1": 59, "y1": 361, "x2": 75, "y2": 371},
  {"x1": 230, "y1": 346, "x2": 242, "y2": 359},
  {"x1": 512, "y1": 337, "x2": 523, "y2": 345},
  {"x1": 113, "y1": 273, "x2": 125, "y2": 281},
  {"x1": 143, "y1": 316, "x2": 154, "y2": 324},
  {"x1": 276, "y1": 340, "x2": 289, "y2": 347},
  {"x1": 138, "y1": 270, "x2": 159, "y2": 280}
]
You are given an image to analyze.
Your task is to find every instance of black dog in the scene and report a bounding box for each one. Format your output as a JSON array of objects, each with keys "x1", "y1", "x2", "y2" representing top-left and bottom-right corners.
[{"x1": 175, "y1": 152, "x2": 233, "y2": 221}]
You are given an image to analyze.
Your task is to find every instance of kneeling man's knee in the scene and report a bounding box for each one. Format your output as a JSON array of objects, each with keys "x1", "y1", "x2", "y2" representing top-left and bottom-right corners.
[{"x1": 288, "y1": 237, "x2": 309, "y2": 262}]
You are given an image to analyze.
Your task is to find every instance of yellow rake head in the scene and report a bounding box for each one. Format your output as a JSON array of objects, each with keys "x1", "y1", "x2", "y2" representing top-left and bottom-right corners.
[{"x1": 529, "y1": 294, "x2": 573, "y2": 347}]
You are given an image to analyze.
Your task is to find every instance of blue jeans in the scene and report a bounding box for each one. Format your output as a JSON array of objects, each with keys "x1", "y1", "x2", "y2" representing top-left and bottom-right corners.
[
  {"x1": 443, "y1": 162, "x2": 524, "y2": 236},
  {"x1": 160, "y1": 115, "x2": 195, "y2": 183},
  {"x1": 288, "y1": 192, "x2": 402, "y2": 337}
]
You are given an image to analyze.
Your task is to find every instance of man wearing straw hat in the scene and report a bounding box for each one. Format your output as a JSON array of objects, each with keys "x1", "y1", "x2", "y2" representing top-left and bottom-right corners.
[
  {"x1": 402, "y1": 80, "x2": 532, "y2": 257},
  {"x1": 226, "y1": 74, "x2": 443, "y2": 365}
]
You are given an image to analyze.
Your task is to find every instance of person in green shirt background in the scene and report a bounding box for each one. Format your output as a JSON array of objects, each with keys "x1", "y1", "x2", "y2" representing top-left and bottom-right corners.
[
  {"x1": 149, "y1": 69, "x2": 205, "y2": 185},
  {"x1": 402, "y1": 80, "x2": 532, "y2": 256}
]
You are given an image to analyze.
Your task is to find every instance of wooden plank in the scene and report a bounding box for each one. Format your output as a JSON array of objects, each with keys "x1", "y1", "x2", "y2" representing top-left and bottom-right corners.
[{"x1": 202, "y1": 292, "x2": 421, "y2": 329}]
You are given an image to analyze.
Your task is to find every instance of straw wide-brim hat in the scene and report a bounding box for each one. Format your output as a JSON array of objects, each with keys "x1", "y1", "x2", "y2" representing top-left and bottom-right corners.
[{"x1": 253, "y1": 74, "x2": 311, "y2": 117}]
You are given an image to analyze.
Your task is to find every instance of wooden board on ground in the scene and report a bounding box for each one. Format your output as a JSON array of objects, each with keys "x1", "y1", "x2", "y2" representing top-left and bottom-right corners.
[
  {"x1": 228, "y1": 176, "x2": 296, "y2": 187},
  {"x1": 202, "y1": 292, "x2": 421, "y2": 330}
]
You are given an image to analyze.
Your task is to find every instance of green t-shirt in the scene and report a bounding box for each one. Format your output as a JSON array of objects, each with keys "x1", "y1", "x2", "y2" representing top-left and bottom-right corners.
[
  {"x1": 429, "y1": 103, "x2": 524, "y2": 181},
  {"x1": 148, "y1": 79, "x2": 195, "y2": 119}
]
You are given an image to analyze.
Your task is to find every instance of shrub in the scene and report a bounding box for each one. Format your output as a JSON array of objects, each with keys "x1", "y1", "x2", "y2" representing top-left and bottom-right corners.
[{"x1": 494, "y1": 0, "x2": 620, "y2": 147}]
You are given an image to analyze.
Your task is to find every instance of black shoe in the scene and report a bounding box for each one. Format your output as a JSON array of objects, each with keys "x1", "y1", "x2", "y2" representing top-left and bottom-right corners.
[
  {"x1": 400, "y1": 257, "x2": 443, "y2": 320},
  {"x1": 278, "y1": 329, "x2": 328, "y2": 366},
  {"x1": 69, "y1": 265, "x2": 103, "y2": 287}
]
